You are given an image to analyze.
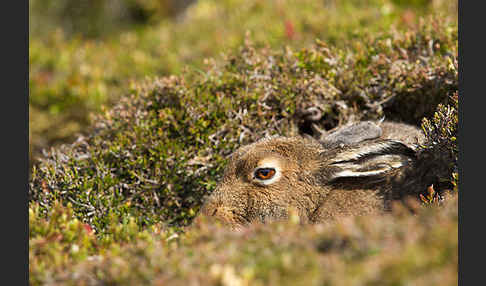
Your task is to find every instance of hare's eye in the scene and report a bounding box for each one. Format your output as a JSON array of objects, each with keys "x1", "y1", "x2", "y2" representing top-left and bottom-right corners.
[{"x1": 254, "y1": 168, "x2": 276, "y2": 180}]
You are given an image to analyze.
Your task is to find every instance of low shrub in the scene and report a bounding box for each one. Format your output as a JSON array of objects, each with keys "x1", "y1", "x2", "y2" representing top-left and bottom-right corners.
[
  {"x1": 29, "y1": 15, "x2": 458, "y2": 234},
  {"x1": 29, "y1": 192, "x2": 458, "y2": 285},
  {"x1": 29, "y1": 5, "x2": 458, "y2": 285},
  {"x1": 29, "y1": 0, "x2": 457, "y2": 162}
]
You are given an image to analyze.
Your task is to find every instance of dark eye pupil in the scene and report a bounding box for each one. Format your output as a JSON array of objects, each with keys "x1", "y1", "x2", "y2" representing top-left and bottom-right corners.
[{"x1": 256, "y1": 168, "x2": 275, "y2": 180}]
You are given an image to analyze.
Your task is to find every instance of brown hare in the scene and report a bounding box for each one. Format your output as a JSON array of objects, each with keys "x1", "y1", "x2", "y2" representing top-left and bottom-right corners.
[{"x1": 199, "y1": 121, "x2": 441, "y2": 228}]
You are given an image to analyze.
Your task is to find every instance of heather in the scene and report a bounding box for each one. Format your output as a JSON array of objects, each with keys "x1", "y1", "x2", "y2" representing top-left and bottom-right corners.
[{"x1": 29, "y1": 1, "x2": 458, "y2": 284}]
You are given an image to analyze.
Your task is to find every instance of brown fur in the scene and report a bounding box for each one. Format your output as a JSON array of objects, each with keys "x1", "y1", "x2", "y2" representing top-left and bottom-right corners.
[
  {"x1": 199, "y1": 121, "x2": 431, "y2": 228},
  {"x1": 379, "y1": 121, "x2": 425, "y2": 146}
]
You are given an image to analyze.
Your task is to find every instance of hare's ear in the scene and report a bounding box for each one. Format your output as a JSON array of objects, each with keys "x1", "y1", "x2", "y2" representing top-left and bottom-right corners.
[
  {"x1": 327, "y1": 140, "x2": 415, "y2": 181},
  {"x1": 321, "y1": 121, "x2": 383, "y2": 148}
]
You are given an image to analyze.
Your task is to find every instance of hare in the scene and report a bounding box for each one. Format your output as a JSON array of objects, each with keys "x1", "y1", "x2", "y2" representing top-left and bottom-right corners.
[{"x1": 199, "y1": 121, "x2": 442, "y2": 228}]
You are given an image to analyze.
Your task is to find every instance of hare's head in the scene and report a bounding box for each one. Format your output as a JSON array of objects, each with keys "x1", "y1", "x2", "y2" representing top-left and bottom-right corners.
[{"x1": 200, "y1": 122, "x2": 419, "y2": 227}]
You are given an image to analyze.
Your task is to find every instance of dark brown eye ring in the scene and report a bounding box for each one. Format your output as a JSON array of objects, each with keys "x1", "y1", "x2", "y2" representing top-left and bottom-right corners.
[{"x1": 255, "y1": 168, "x2": 276, "y2": 180}]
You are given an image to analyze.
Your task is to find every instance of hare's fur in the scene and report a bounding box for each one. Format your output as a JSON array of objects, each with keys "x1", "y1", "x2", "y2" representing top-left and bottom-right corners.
[{"x1": 199, "y1": 121, "x2": 430, "y2": 227}]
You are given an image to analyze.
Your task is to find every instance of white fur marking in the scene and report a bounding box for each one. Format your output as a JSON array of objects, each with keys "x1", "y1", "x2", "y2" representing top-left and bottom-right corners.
[
  {"x1": 332, "y1": 141, "x2": 402, "y2": 163},
  {"x1": 333, "y1": 169, "x2": 386, "y2": 178}
]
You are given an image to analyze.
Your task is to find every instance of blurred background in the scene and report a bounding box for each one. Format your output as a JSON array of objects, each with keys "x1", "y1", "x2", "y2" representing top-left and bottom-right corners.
[{"x1": 29, "y1": 0, "x2": 457, "y2": 166}]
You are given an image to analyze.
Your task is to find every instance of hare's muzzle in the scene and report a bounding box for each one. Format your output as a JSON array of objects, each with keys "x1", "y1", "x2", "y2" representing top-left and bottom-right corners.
[{"x1": 199, "y1": 192, "x2": 249, "y2": 226}]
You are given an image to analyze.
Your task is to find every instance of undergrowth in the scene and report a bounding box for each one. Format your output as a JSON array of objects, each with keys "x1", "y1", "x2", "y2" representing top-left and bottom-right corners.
[
  {"x1": 29, "y1": 2, "x2": 458, "y2": 284},
  {"x1": 30, "y1": 15, "x2": 458, "y2": 233}
]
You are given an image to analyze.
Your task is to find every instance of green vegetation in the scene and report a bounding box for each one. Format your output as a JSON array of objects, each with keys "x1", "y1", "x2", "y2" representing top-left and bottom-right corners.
[
  {"x1": 30, "y1": 194, "x2": 458, "y2": 285},
  {"x1": 29, "y1": 0, "x2": 457, "y2": 161},
  {"x1": 29, "y1": 0, "x2": 192, "y2": 38},
  {"x1": 30, "y1": 13, "x2": 458, "y2": 231},
  {"x1": 29, "y1": 0, "x2": 458, "y2": 284}
]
